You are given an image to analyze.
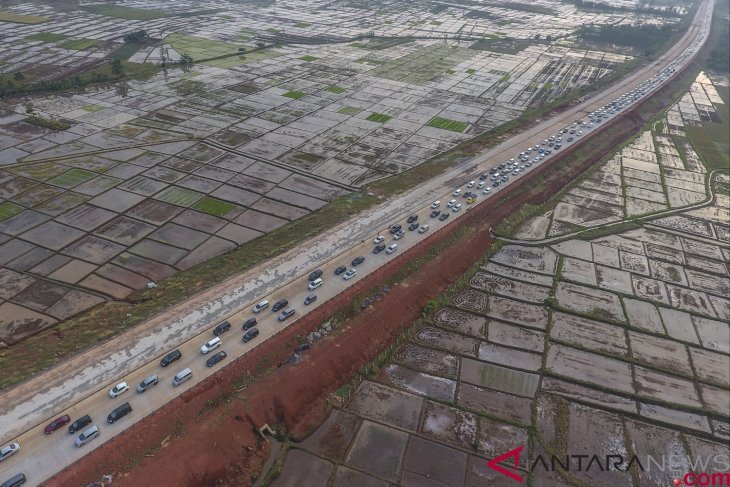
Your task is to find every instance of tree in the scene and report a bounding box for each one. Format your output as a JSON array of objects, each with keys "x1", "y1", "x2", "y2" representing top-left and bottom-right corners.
[
  {"x1": 13, "y1": 72, "x2": 24, "y2": 82},
  {"x1": 110, "y1": 58, "x2": 124, "y2": 77},
  {"x1": 123, "y1": 29, "x2": 148, "y2": 44},
  {"x1": 179, "y1": 52, "x2": 193, "y2": 65}
]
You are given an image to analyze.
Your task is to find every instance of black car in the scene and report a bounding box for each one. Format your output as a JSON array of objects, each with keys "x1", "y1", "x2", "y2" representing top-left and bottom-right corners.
[
  {"x1": 206, "y1": 351, "x2": 227, "y2": 367},
  {"x1": 304, "y1": 294, "x2": 317, "y2": 305},
  {"x1": 213, "y1": 321, "x2": 231, "y2": 336},
  {"x1": 68, "y1": 415, "x2": 92, "y2": 434},
  {"x1": 243, "y1": 328, "x2": 260, "y2": 343},
  {"x1": 408, "y1": 222, "x2": 419, "y2": 231},
  {"x1": 493, "y1": 180, "x2": 501, "y2": 187},
  {"x1": 373, "y1": 244, "x2": 386, "y2": 254},
  {"x1": 107, "y1": 402, "x2": 132, "y2": 424},
  {"x1": 352, "y1": 256, "x2": 365, "y2": 266},
  {"x1": 389, "y1": 224, "x2": 402, "y2": 234},
  {"x1": 160, "y1": 349, "x2": 182, "y2": 367},
  {"x1": 308, "y1": 269, "x2": 322, "y2": 281},
  {"x1": 407, "y1": 215, "x2": 418, "y2": 224},
  {"x1": 430, "y1": 210, "x2": 441, "y2": 218},
  {"x1": 242, "y1": 317, "x2": 257, "y2": 331},
  {"x1": 567, "y1": 137, "x2": 574, "y2": 142},
  {"x1": 272, "y1": 299, "x2": 288, "y2": 312},
  {"x1": 462, "y1": 191, "x2": 471, "y2": 198},
  {"x1": 479, "y1": 172, "x2": 488, "y2": 180},
  {"x1": 439, "y1": 213, "x2": 449, "y2": 221},
  {"x1": 334, "y1": 265, "x2": 347, "y2": 275}
]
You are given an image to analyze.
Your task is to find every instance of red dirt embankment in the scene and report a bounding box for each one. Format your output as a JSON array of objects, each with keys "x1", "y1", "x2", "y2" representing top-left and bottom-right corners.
[{"x1": 47, "y1": 109, "x2": 646, "y2": 487}]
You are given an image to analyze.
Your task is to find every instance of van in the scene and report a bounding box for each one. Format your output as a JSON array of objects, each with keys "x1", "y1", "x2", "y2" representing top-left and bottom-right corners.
[
  {"x1": 308, "y1": 278, "x2": 323, "y2": 291},
  {"x1": 0, "y1": 473, "x2": 26, "y2": 487},
  {"x1": 278, "y1": 308, "x2": 295, "y2": 321},
  {"x1": 75, "y1": 425, "x2": 100, "y2": 447},
  {"x1": 200, "y1": 336, "x2": 221, "y2": 354},
  {"x1": 252, "y1": 300, "x2": 269, "y2": 313},
  {"x1": 107, "y1": 402, "x2": 132, "y2": 424},
  {"x1": 68, "y1": 414, "x2": 92, "y2": 434},
  {"x1": 173, "y1": 368, "x2": 192, "y2": 387}
]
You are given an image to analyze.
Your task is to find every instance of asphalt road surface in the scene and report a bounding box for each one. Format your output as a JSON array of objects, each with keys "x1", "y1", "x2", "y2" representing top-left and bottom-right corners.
[{"x1": 0, "y1": 1, "x2": 714, "y2": 483}]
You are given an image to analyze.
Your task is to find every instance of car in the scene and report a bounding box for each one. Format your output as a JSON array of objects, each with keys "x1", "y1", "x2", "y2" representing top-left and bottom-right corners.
[
  {"x1": 430, "y1": 210, "x2": 441, "y2": 218},
  {"x1": 242, "y1": 317, "x2": 257, "y2": 330},
  {"x1": 343, "y1": 268, "x2": 357, "y2": 280},
  {"x1": 479, "y1": 172, "x2": 488, "y2": 180},
  {"x1": 466, "y1": 197, "x2": 476, "y2": 204},
  {"x1": 160, "y1": 349, "x2": 182, "y2": 367},
  {"x1": 107, "y1": 402, "x2": 132, "y2": 424},
  {"x1": 0, "y1": 472, "x2": 26, "y2": 487},
  {"x1": 272, "y1": 299, "x2": 288, "y2": 312},
  {"x1": 136, "y1": 375, "x2": 159, "y2": 394},
  {"x1": 431, "y1": 200, "x2": 440, "y2": 209},
  {"x1": 452, "y1": 203, "x2": 462, "y2": 212},
  {"x1": 213, "y1": 320, "x2": 232, "y2": 336},
  {"x1": 109, "y1": 382, "x2": 129, "y2": 398},
  {"x1": 477, "y1": 182, "x2": 485, "y2": 189},
  {"x1": 407, "y1": 214, "x2": 418, "y2": 223},
  {"x1": 439, "y1": 213, "x2": 449, "y2": 221},
  {"x1": 334, "y1": 265, "x2": 347, "y2": 275},
  {"x1": 483, "y1": 187, "x2": 491, "y2": 194},
  {"x1": 452, "y1": 189, "x2": 462, "y2": 197},
  {"x1": 75, "y1": 426, "x2": 100, "y2": 448},
  {"x1": 386, "y1": 244, "x2": 398, "y2": 254},
  {"x1": 373, "y1": 244, "x2": 386, "y2": 254},
  {"x1": 0, "y1": 444, "x2": 20, "y2": 463},
  {"x1": 462, "y1": 191, "x2": 471, "y2": 199},
  {"x1": 252, "y1": 300, "x2": 269, "y2": 313},
  {"x1": 447, "y1": 199, "x2": 457, "y2": 208},
  {"x1": 206, "y1": 351, "x2": 227, "y2": 367},
  {"x1": 389, "y1": 224, "x2": 402, "y2": 234},
  {"x1": 308, "y1": 269, "x2": 323, "y2": 281},
  {"x1": 408, "y1": 222, "x2": 419, "y2": 231},
  {"x1": 466, "y1": 180, "x2": 475, "y2": 188},
  {"x1": 567, "y1": 137, "x2": 574, "y2": 142},
  {"x1": 418, "y1": 224, "x2": 429, "y2": 234},
  {"x1": 308, "y1": 278, "x2": 323, "y2": 291},
  {"x1": 278, "y1": 308, "x2": 295, "y2": 321},
  {"x1": 243, "y1": 328, "x2": 259, "y2": 342},
  {"x1": 68, "y1": 415, "x2": 92, "y2": 434},
  {"x1": 393, "y1": 230, "x2": 405, "y2": 240},
  {"x1": 373, "y1": 235, "x2": 385, "y2": 245},
  {"x1": 304, "y1": 294, "x2": 317, "y2": 305},
  {"x1": 352, "y1": 256, "x2": 365, "y2": 266},
  {"x1": 201, "y1": 337, "x2": 222, "y2": 354},
  {"x1": 493, "y1": 180, "x2": 500, "y2": 187},
  {"x1": 44, "y1": 415, "x2": 71, "y2": 434}
]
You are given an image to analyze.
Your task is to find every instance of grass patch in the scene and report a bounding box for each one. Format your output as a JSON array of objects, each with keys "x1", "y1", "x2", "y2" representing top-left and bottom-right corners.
[
  {"x1": 326, "y1": 85, "x2": 345, "y2": 94},
  {"x1": 61, "y1": 38, "x2": 98, "y2": 50},
  {"x1": 282, "y1": 90, "x2": 305, "y2": 100},
  {"x1": 0, "y1": 201, "x2": 23, "y2": 221},
  {"x1": 543, "y1": 82, "x2": 553, "y2": 90},
  {"x1": 0, "y1": 11, "x2": 48, "y2": 24},
  {"x1": 499, "y1": 1, "x2": 558, "y2": 15},
  {"x1": 366, "y1": 113, "x2": 391, "y2": 123},
  {"x1": 466, "y1": 68, "x2": 476, "y2": 74},
  {"x1": 427, "y1": 116, "x2": 468, "y2": 133},
  {"x1": 191, "y1": 196, "x2": 235, "y2": 217},
  {"x1": 25, "y1": 115, "x2": 71, "y2": 131},
  {"x1": 430, "y1": 20, "x2": 442, "y2": 25},
  {"x1": 294, "y1": 21, "x2": 310, "y2": 27},
  {"x1": 80, "y1": 4, "x2": 168, "y2": 20},
  {"x1": 446, "y1": 69, "x2": 455, "y2": 75},
  {"x1": 83, "y1": 104, "x2": 104, "y2": 112},
  {"x1": 110, "y1": 42, "x2": 144, "y2": 61},
  {"x1": 155, "y1": 186, "x2": 204, "y2": 207},
  {"x1": 685, "y1": 86, "x2": 729, "y2": 172},
  {"x1": 337, "y1": 106, "x2": 362, "y2": 115},
  {"x1": 299, "y1": 55, "x2": 318, "y2": 62},
  {"x1": 470, "y1": 37, "x2": 534, "y2": 54},
  {"x1": 48, "y1": 169, "x2": 96, "y2": 188},
  {"x1": 25, "y1": 32, "x2": 68, "y2": 42}
]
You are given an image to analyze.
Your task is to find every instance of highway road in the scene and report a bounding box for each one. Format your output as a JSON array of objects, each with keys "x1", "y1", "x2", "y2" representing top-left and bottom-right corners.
[{"x1": 0, "y1": 0, "x2": 714, "y2": 483}]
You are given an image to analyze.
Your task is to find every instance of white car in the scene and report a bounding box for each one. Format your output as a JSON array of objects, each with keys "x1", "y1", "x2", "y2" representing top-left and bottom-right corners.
[
  {"x1": 393, "y1": 231, "x2": 405, "y2": 240},
  {"x1": 418, "y1": 224, "x2": 429, "y2": 234},
  {"x1": 452, "y1": 189, "x2": 462, "y2": 197},
  {"x1": 483, "y1": 187, "x2": 491, "y2": 194},
  {"x1": 0, "y1": 443, "x2": 20, "y2": 463},
  {"x1": 431, "y1": 200, "x2": 440, "y2": 209},
  {"x1": 466, "y1": 180, "x2": 475, "y2": 188},
  {"x1": 452, "y1": 203, "x2": 462, "y2": 212},
  {"x1": 373, "y1": 236, "x2": 385, "y2": 245},
  {"x1": 447, "y1": 199, "x2": 457, "y2": 208},
  {"x1": 343, "y1": 268, "x2": 357, "y2": 280},
  {"x1": 109, "y1": 382, "x2": 129, "y2": 398},
  {"x1": 386, "y1": 244, "x2": 398, "y2": 254},
  {"x1": 201, "y1": 337, "x2": 221, "y2": 354},
  {"x1": 477, "y1": 182, "x2": 485, "y2": 189}
]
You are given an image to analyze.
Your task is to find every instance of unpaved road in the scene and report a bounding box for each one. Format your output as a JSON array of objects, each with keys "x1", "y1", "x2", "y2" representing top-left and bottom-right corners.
[{"x1": 0, "y1": 1, "x2": 714, "y2": 483}]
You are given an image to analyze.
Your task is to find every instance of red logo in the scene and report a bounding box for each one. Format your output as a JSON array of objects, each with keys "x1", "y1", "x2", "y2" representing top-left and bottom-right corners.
[{"x1": 487, "y1": 446, "x2": 525, "y2": 482}]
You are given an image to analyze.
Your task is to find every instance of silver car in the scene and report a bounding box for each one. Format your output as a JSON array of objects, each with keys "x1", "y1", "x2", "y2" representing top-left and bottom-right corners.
[
  {"x1": 0, "y1": 443, "x2": 20, "y2": 463},
  {"x1": 136, "y1": 374, "x2": 159, "y2": 393},
  {"x1": 75, "y1": 425, "x2": 100, "y2": 447}
]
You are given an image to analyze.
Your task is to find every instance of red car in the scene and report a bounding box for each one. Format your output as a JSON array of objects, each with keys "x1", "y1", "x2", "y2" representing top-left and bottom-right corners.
[{"x1": 44, "y1": 415, "x2": 71, "y2": 434}]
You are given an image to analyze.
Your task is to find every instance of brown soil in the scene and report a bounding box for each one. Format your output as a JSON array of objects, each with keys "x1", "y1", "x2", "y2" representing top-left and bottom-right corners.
[{"x1": 46, "y1": 100, "x2": 655, "y2": 487}]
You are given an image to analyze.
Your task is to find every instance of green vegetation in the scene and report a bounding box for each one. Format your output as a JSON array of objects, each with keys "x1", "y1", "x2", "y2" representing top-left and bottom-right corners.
[
  {"x1": 466, "y1": 68, "x2": 476, "y2": 74},
  {"x1": 0, "y1": 201, "x2": 23, "y2": 221},
  {"x1": 366, "y1": 112, "x2": 391, "y2": 123},
  {"x1": 192, "y1": 197, "x2": 236, "y2": 217},
  {"x1": 282, "y1": 90, "x2": 305, "y2": 99},
  {"x1": 706, "y1": 1, "x2": 729, "y2": 73},
  {"x1": 123, "y1": 29, "x2": 149, "y2": 44},
  {"x1": 299, "y1": 55, "x2": 318, "y2": 62},
  {"x1": 155, "y1": 186, "x2": 204, "y2": 207},
  {"x1": 326, "y1": 85, "x2": 345, "y2": 94},
  {"x1": 48, "y1": 169, "x2": 96, "y2": 188},
  {"x1": 0, "y1": 11, "x2": 48, "y2": 24},
  {"x1": 350, "y1": 38, "x2": 413, "y2": 50},
  {"x1": 499, "y1": 1, "x2": 558, "y2": 15},
  {"x1": 427, "y1": 116, "x2": 468, "y2": 132},
  {"x1": 294, "y1": 21, "x2": 310, "y2": 27},
  {"x1": 61, "y1": 38, "x2": 98, "y2": 50},
  {"x1": 446, "y1": 69, "x2": 455, "y2": 75},
  {"x1": 686, "y1": 86, "x2": 729, "y2": 172},
  {"x1": 83, "y1": 104, "x2": 104, "y2": 112},
  {"x1": 497, "y1": 19, "x2": 512, "y2": 26},
  {"x1": 470, "y1": 37, "x2": 534, "y2": 54},
  {"x1": 572, "y1": 0, "x2": 683, "y2": 17},
  {"x1": 337, "y1": 106, "x2": 362, "y2": 115},
  {"x1": 25, "y1": 32, "x2": 68, "y2": 42},
  {"x1": 80, "y1": 4, "x2": 169, "y2": 20},
  {"x1": 576, "y1": 24, "x2": 675, "y2": 56},
  {"x1": 430, "y1": 20, "x2": 442, "y2": 26},
  {"x1": 25, "y1": 114, "x2": 71, "y2": 131}
]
